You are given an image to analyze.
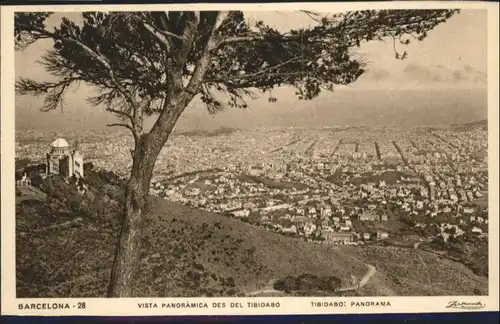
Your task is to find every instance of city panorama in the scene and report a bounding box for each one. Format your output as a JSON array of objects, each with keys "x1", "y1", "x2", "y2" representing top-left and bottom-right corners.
[{"x1": 14, "y1": 9, "x2": 489, "y2": 298}]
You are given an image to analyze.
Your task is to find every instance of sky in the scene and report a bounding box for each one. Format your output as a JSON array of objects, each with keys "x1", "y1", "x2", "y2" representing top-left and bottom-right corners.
[
  {"x1": 246, "y1": 9, "x2": 488, "y2": 86},
  {"x1": 14, "y1": 9, "x2": 488, "y2": 131}
]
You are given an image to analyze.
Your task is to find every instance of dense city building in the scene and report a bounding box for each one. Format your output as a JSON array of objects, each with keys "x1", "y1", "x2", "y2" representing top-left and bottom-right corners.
[{"x1": 17, "y1": 125, "x2": 488, "y2": 245}]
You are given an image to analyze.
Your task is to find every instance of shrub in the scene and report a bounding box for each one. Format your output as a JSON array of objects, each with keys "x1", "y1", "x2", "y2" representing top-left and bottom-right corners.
[{"x1": 274, "y1": 273, "x2": 342, "y2": 295}]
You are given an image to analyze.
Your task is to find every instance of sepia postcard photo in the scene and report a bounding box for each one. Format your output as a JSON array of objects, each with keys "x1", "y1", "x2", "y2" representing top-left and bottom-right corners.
[{"x1": 1, "y1": 1, "x2": 499, "y2": 317}]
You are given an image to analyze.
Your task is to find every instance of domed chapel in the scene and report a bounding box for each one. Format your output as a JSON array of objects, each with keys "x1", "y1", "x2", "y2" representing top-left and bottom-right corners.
[{"x1": 46, "y1": 138, "x2": 84, "y2": 179}]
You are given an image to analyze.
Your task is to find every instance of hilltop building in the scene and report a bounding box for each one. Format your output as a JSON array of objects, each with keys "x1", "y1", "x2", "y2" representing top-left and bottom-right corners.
[
  {"x1": 15, "y1": 173, "x2": 31, "y2": 187},
  {"x1": 46, "y1": 138, "x2": 84, "y2": 179}
]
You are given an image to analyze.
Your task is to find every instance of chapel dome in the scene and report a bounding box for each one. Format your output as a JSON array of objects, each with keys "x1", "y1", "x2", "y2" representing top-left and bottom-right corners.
[{"x1": 51, "y1": 138, "x2": 69, "y2": 149}]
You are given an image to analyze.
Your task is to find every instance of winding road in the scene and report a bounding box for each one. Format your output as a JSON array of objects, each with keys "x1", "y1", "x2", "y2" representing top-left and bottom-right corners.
[
  {"x1": 246, "y1": 263, "x2": 376, "y2": 296},
  {"x1": 338, "y1": 264, "x2": 376, "y2": 292}
]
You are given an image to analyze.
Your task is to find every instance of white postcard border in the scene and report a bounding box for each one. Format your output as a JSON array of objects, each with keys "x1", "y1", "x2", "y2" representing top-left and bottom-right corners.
[{"x1": 1, "y1": 1, "x2": 499, "y2": 317}]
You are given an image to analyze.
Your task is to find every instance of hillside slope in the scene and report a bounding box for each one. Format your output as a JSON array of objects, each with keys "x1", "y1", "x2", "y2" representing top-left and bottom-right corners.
[
  {"x1": 343, "y1": 245, "x2": 488, "y2": 296},
  {"x1": 17, "y1": 193, "x2": 368, "y2": 298},
  {"x1": 16, "y1": 188, "x2": 487, "y2": 297}
]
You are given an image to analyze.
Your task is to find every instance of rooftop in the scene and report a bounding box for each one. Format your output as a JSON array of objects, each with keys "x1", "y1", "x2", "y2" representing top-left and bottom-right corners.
[{"x1": 51, "y1": 138, "x2": 69, "y2": 149}]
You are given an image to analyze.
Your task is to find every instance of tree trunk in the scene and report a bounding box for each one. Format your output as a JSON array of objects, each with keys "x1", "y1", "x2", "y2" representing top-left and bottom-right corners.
[
  {"x1": 106, "y1": 93, "x2": 192, "y2": 297},
  {"x1": 107, "y1": 135, "x2": 161, "y2": 297},
  {"x1": 105, "y1": 31, "x2": 210, "y2": 295}
]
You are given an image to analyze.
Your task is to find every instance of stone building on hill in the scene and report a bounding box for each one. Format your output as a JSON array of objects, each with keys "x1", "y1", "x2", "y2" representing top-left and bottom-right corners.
[
  {"x1": 15, "y1": 173, "x2": 31, "y2": 187},
  {"x1": 46, "y1": 138, "x2": 84, "y2": 179}
]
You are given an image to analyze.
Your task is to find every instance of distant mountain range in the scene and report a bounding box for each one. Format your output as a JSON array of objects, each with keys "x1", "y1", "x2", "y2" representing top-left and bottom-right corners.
[
  {"x1": 451, "y1": 119, "x2": 487, "y2": 132},
  {"x1": 364, "y1": 63, "x2": 487, "y2": 86},
  {"x1": 404, "y1": 63, "x2": 487, "y2": 84}
]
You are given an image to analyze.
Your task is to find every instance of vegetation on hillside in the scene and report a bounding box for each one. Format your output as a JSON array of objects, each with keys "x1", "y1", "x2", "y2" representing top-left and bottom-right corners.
[
  {"x1": 16, "y1": 166, "x2": 488, "y2": 297},
  {"x1": 17, "y1": 167, "x2": 371, "y2": 297},
  {"x1": 345, "y1": 245, "x2": 488, "y2": 296},
  {"x1": 238, "y1": 174, "x2": 310, "y2": 191},
  {"x1": 423, "y1": 234, "x2": 488, "y2": 277},
  {"x1": 273, "y1": 273, "x2": 342, "y2": 296}
]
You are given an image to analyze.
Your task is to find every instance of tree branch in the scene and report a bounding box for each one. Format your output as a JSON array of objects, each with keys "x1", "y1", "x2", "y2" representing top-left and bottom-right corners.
[
  {"x1": 107, "y1": 123, "x2": 138, "y2": 143},
  {"x1": 219, "y1": 10, "x2": 457, "y2": 48},
  {"x1": 183, "y1": 12, "x2": 222, "y2": 95},
  {"x1": 32, "y1": 27, "x2": 144, "y2": 134},
  {"x1": 217, "y1": 33, "x2": 341, "y2": 49},
  {"x1": 150, "y1": 23, "x2": 185, "y2": 42},
  {"x1": 149, "y1": 12, "x2": 223, "y2": 144},
  {"x1": 107, "y1": 108, "x2": 135, "y2": 128},
  {"x1": 175, "y1": 12, "x2": 201, "y2": 70},
  {"x1": 300, "y1": 10, "x2": 323, "y2": 23},
  {"x1": 205, "y1": 56, "x2": 302, "y2": 85},
  {"x1": 16, "y1": 77, "x2": 81, "y2": 111},
  {"x1": 214, "y1": 11, "x2": 230, "y2": 31},
  {"x1": 142, "y1": 22, "x2": 172, "y2": 52}
]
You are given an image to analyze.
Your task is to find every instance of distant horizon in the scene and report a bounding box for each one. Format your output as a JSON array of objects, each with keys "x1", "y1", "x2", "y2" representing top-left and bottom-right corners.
[
  {"x1": 16, "y1": 87, "x2": 488, "y2": 133},
  {"x1": 15, "y1": 117, "x2": 489, "y2": 133}
]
